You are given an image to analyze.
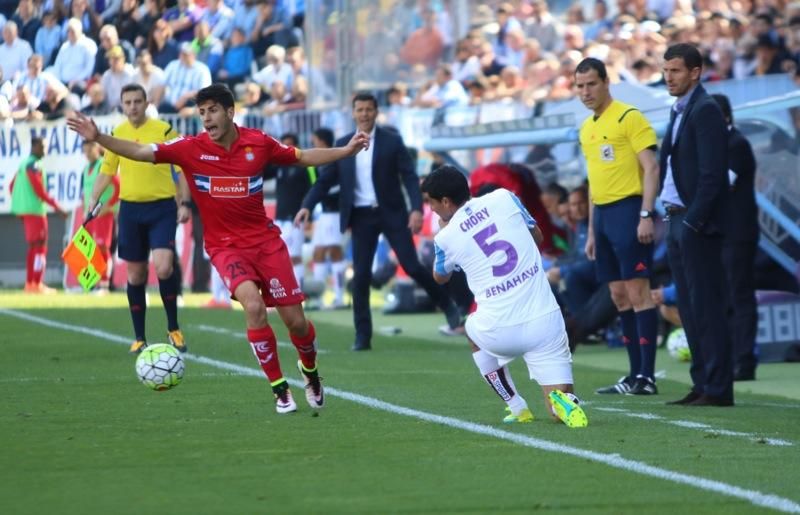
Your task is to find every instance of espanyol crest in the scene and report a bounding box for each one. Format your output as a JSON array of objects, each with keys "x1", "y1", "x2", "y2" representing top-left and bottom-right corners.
[{"x1": 245, "y1": 146, "x2": 254, "y2": 161}]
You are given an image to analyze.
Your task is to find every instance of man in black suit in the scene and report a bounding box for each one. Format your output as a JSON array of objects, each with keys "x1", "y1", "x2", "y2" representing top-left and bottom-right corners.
[
  {"x1": 712, "y1": 93, "x2": 759, "y2": 382},
  {"x1": 659, "y1": 44, "x2": 734, "y2": 406},
  {"x1": 295, "y1": 92, "x2": 461, "y2": 351}
]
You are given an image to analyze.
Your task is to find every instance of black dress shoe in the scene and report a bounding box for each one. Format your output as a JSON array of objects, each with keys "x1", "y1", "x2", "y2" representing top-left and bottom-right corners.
[
  {"x1": 666, "y1": 391, "x2": 702, "y2": 405},
  {"x1": 687, "y1": 394, "x2": 734, "y2": 407},
  {"x1": 733, "y1": 366, "x2": 756, "y2": 381},
  {"x1": 351, "y1": 342, "x2": 371, "y2": 351}
]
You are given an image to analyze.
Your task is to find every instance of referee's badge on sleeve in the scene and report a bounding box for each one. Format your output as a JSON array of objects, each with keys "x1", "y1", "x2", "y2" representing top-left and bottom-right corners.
[{"x1": 600, "y1": 144, "x2": 615, "y2": 162}]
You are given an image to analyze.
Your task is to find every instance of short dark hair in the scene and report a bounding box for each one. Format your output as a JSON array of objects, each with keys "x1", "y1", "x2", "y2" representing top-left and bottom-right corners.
[
  {"x1": 313, "y1": 127, "x2": 334, "y2": 147},
  {"x1": 352, "y1": 91, "x2": 378, "y2": 109},
  {"x1": 543, "y1": 182, "x2": 568, "y2": 202},
  {"x1": 196, "y1": 83, "x2": 235, "y2": 109},
  {"x1": 120, "y1": 83, "x2": 147, "y2": 101},
  {"x1": 711, "y1": 93, "x2": 733, "y2": 123},
  {"x1": 663, "y1": 43, "x2": 703, "y2": 70},
  {"x1": 575, "y1": 57, "x2": 608, "y2": 80},
  {"x1": 420, "y1": 165, "x2": 470, "y2": 206},
  {"x1": 30, "y1": 136, "x2": 44, "y2": 147},
  {"x1": 280, "y1": 133, "x2": 299, "y2": 146}
]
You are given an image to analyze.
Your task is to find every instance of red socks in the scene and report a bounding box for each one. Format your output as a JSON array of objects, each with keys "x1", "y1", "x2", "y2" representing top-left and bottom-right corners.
[
  {"x1": 291, "y1": 321, "x2": 317, "y2": 371},
  {"x1": 248, "y1": 326, "x2": 283, "y2": 385}
]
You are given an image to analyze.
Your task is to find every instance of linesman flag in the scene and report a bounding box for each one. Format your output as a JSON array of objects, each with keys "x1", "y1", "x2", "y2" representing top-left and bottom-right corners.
[{"x1": 62, "y1": 203, "x2": 107, "y2": 291}]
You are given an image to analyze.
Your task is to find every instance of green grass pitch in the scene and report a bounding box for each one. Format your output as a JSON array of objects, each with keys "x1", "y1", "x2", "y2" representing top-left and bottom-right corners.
[{"x1": 1, "y1": 292, "x2": 798, "y2": 514}]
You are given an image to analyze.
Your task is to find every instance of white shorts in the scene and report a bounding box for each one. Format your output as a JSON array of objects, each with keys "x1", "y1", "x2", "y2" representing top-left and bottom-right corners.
[
  {"x1": 276, "y1": 220, "x2": 304, "y2": 258},
  {"x1": 311, "y1": 212, "x2": 343, "y2": 247},
  {"x1": 466, "y1": 309, "x2": 573, "y2": 386}
]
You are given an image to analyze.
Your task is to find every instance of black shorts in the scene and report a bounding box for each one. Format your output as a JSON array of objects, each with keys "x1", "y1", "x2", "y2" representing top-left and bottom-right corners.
[
  {"x1": 117, "y1": 198, "x2": 177, "y2": 262},
  {"x1": 593, "y1": 196, "x2": 653, "y2": 283}
]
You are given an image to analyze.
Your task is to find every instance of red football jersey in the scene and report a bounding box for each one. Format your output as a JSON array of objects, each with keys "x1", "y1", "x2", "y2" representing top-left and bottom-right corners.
[{"x1": 152, "y1": 126, "x2": 299, "y2": 248}]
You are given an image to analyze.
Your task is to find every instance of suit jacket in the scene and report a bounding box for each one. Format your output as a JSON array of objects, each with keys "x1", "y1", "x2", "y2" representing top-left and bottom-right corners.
[
  {"x1": 659, "y1": 84, "x2": 729, "y2": 235},
  {"x1": 302, "y1": 126, "x2": 421, "y2": 232},
  {"x1": 725, "y1": 126, "x2": 759, "y2": 243}
]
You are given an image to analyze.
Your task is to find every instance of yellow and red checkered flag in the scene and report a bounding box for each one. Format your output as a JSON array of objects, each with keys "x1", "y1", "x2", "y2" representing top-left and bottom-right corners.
[{"x1": 61, "y1": 203, "x2": 107, "y2": 291}]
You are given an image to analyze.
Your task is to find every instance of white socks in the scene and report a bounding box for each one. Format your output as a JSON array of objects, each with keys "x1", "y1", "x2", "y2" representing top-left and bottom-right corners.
[{"x1": 472, "y1": 349, "x2": 527, "y2": 414}]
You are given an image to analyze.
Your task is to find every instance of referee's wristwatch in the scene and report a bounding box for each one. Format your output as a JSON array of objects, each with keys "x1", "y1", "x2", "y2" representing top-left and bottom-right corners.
[{"x1": 639, "y1": 210, "x2": 655, "y2": 219}]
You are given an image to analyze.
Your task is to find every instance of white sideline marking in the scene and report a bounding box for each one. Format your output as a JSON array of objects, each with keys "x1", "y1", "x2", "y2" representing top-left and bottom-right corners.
[
  {"x1": 191, "y1": 324, "x2": 330, "y2": 354},
  {"x1": 594, "y1": 407, "x2": 793, "y2": 447},
  {"x1": 2, "y1": 307, "x2": 799, "y2": 515}
]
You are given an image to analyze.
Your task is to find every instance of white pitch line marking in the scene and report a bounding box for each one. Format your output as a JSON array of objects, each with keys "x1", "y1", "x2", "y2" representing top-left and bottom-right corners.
[
  {"x1": 2, "y1": 307, "x2": 799, "y2": 515},
  {"x1": 595, "y1": 407, "x2": 793, "y2": 447}
]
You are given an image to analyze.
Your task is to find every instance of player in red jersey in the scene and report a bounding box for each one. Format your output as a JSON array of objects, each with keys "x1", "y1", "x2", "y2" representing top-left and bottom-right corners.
[{"x1": 67, "y1": 84, "x2": 370, "y2": 414}]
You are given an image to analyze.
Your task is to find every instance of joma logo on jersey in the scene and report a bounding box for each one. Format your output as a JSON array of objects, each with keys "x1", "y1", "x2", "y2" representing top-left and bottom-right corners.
[
  {"x1": 209, "y1": 177, "x2": 248, "y2": 198},
  {"x1": 200, "y1": 154, "x2": 220, "y2": 161}
]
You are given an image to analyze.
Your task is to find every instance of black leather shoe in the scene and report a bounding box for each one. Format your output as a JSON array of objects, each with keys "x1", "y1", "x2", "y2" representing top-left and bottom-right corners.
[
  {"x1": 351, "y1": 342, "x2": 371, "y2": 351},
  {"x1": 733, "y1": 366, "x2": 756, "y2": 381},
  {"x1": 687, "y1": 394, "x2": 734, "y2": 407},
  {"x1": 666, "y1": 391, "x2": 702, "y2": 405},
  {"x1": 443, "y1": 301, "x2": 462, "y2": 330}
]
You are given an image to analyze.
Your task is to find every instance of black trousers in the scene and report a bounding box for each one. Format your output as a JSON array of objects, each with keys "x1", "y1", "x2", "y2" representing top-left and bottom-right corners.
[
  {"x1": 350, "y1": 207, "x2": 450, "y2": 345},
  {"x1": 722, "y1": 240, "x2": 758, "y2": 370},
  {"x1": 666, "y1": 212, "x2": 734, "y2": 400}
]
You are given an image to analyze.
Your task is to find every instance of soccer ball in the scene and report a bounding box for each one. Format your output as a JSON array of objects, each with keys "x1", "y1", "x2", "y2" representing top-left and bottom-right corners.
[
  {"x1": 666, "y1": 328, "x2": 691, "y2": 362},
  {"x1": 135, "y1": 343, "x2": 185, "y2": 391}
]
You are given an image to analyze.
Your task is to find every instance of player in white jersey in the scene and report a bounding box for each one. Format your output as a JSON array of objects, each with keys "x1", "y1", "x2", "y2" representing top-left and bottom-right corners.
[{"x1": 421, "y1": 166, "x2": 587, "y2": 428}]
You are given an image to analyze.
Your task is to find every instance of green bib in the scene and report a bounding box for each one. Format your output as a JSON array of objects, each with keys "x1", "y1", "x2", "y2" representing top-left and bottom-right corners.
[
  {"x1": 11, "y1": 156, "x2": 47, "y2": 216},
  {"x1": 82, "y1": 158, "x2": 117, "y2": 215}
]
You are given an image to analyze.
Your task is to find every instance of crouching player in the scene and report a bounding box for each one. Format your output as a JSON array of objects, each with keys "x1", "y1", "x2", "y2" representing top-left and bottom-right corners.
[{"x1": 421, "y1": 166, "x2": 587, "y2": 428}]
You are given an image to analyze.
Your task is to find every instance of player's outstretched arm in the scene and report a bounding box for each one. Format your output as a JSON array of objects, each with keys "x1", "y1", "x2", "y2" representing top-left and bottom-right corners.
[
  {"x1": 296, "y1": 131, "x2": 370, "y2": 166},
  {"x1": 67, "y1": 113, "x2": 156, "y2": 163}
]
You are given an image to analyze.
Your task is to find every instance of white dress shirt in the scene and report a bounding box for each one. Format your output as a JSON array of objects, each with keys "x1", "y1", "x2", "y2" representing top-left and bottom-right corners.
[
  {"x1": 353, "y1": 125, "x2": 377, "y2": 207},
  {"x1": 0, "y1": 38, "x2": 33, "y2": 81}
]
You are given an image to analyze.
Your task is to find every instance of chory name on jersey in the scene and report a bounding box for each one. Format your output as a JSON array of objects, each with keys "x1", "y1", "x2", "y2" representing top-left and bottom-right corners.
[
  {"x1": 459, "y1": 207, "x2": 490, "y2": 232},
  {"x1": 485, "y1": 264, "x2": 539, "y2": 299}
]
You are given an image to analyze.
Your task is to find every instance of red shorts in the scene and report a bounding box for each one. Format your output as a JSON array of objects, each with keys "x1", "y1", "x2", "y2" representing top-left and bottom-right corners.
[
  {"x1": 87, "y1": 213, "x2": 115, "y2": 247},
  {"x1": 208, "y1": 236, "x2": 305, "y2": 307},
  {"x1": 20, "y1": 215, "x2": 47, "y2": 243}
]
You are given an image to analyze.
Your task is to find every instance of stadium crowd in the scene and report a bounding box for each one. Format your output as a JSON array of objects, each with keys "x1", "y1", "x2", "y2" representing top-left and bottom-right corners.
[{"x1": 1, "y1": 0, "x2": 800, "y2": 122}]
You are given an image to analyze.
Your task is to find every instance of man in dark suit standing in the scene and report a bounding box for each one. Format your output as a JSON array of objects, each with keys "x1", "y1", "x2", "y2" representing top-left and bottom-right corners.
[
  {"x1": 295, "y1": 92, "x2": 461, "y2": 351},
  {"x1": 659, "y1": 44, "x2": 734, "y2": 406},
  {"x1": 712, "y1": 93, "x2": 760, "y2": 382}
]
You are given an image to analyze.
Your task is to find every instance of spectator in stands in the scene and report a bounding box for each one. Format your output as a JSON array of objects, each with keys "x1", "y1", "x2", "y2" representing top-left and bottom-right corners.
[
  {"x1": 563, "y1": 24, "x2": 586, "y2": 52},
  {"x1": 14, "y1": 54, "x2": 50, "y2": 105},
  {"x1": 466, "y1": 78, "x2": 489, "y2": 105},
  {"x1": 191, "y1": 21, "x2": 223, "y2": 78},
  {"x1": 233, "y1": 0, "x2": 261, "y2": 49},
  {"x1": 262, "y1": 79, "x2": 289, "y2": 115},
  {"x1": 502, "y1": 28, "x2": 527, "y2": 69},
  {"x1": 253, "y1": 44, "x2": 294, "y2": 93},
  {"x1": 133, "y1": 49, "x2": 165, "y2": 108},
  {"x1": 201, "y1": 0, "x2": 234, "y2": 42},
  {"x1": 238, "y1": 80, "x2": 265, "y2": 114},
  {"x1": 413, "y1": 63, "x2": 468, "y2": 108},
  {"x1": 9, "y1": 84, "x2": 39, "y2": 120},
  {"x1": 399, "y1": 8, "x2": 444, "y2": 70},
  {"x1": 218, "y1": 27, "x2": 253, "y2": 87},
  {"x1": 51, "y1": 18, "x2": 97, "y2": 95},
  {"x1": 148, "y1": 18, "x2": 179, "y2": 70},
  {"x1": 478, "y1": 40, "x2": 506, "y2": 78},
  {"x1": 287, "y1": 75, "x2": 308, "y2": 109},
  {"x1": 754, "y1": 33, "x2": 787, "y2": 75},
  {"x1": 252, "y1": 0, "x2": 295, "y2": 57},
  {"x1": 451, "y1": 38, "x2": 481, "y2": 83},
  {"x1": 163, "y1": 0, "x2": 203, "y2": 43},
  {"x1": 525, "y1": 0, "x2": 563, "y2": 53},
  {"x1": 113, "y1": 0, "x2": 141, "y2": 48},
  {"x1": 496, "y1": 65, "x2": 524, "y2": 100},
  {"x1": 81, "y1": 81, "x2": 112, "y2": 115},
  {"x1": 101, "y1": 45, "x2": 135, "y2": 110},
  {"x1": 31, "y1": 80, "x2": 72, "y2": 120},
  {"x1": 11, "y1": 0, "x2": 40, "y2": 47},
  {"x1": 93, "y1": 24, "x2": 135, "y2": 80},
  {"x1": 62, "y1": 0, "x2": 101, "y2": 41},
  {"x1": 138, "y1": 0, "x2": 166, "y2": 50},
  {"x1": 34, "y1": 11, "x2": 61, "y2": 66},
  {"x1": 1, "y1": 21, "x2": 34, "y2": 81},
  {"x1": 158, "y1": 42, "x2": 211, "y2": 114},
  {"x1": 493, "y1": 2, "x2": 522, "y2": 59},
  {"x1": 286, "y1": 46, "x2": 307, "y2": 79}
]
